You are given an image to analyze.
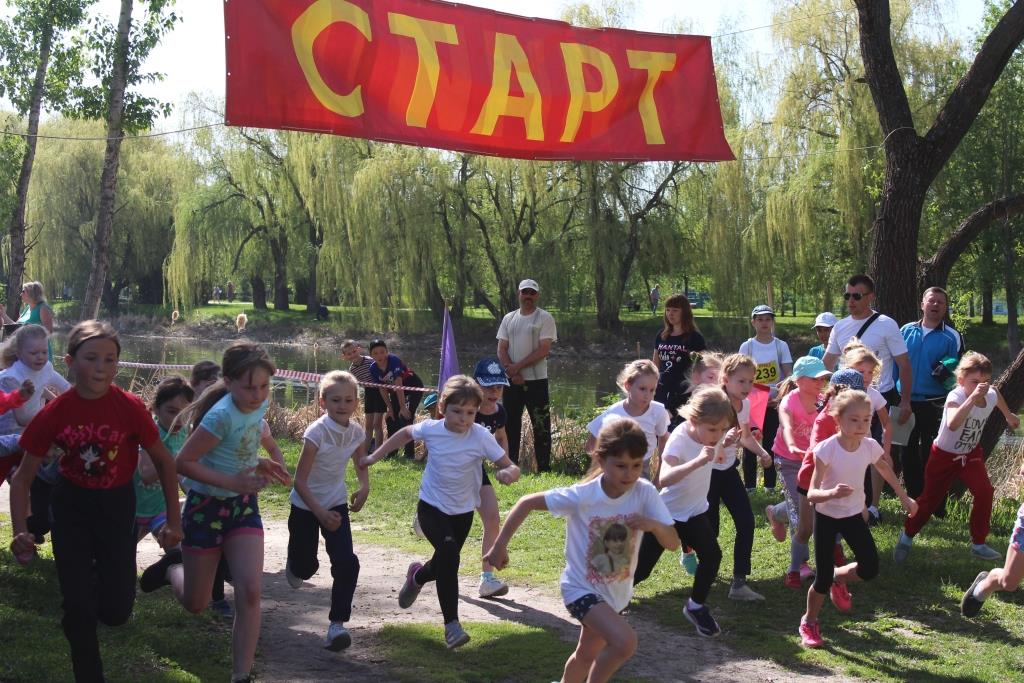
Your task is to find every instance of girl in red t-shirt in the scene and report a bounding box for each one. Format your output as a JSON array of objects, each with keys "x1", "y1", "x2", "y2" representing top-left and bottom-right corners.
[{"x1": 8, "y1": 320, "x2": 183, "y2": 683}]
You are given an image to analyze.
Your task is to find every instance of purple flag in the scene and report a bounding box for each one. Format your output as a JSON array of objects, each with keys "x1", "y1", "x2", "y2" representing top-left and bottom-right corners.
[{"x1": 438, "y1": 307, "x2": 460, "y2": 389}]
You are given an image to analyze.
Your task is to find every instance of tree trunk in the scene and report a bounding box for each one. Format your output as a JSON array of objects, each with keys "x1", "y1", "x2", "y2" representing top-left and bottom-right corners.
[
  {"x1": 982, "y1": 279, "x2": 994, "y2": 325},
  {"x1": 979, "y1": 346, "x2": 1024, "y2": 459},
  {"x1": 304, "y1": 250, "x2": 319, "y2": 313},
  {"x1": 6, "y1": 20, "x2": 54, "y2": 316},
  {"x1": 867, "y1": 166, "x2": 927, "y2": 323},
  {"x1": 1005, "y1": 219, "x2": 1021, "y2": 358},
  {"x1": 250, "y1": 276, "x2": 268, "y2": 310},
  {"x1": 81, "y1": 0, "x2": 132, "y2": 319}
]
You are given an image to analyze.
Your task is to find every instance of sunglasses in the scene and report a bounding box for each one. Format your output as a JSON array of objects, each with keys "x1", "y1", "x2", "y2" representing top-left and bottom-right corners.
[
  {"x1": 843, "y1": 292, "x2": 866, "y2": 301},
  {"x1": 520, "y1": 289, "x2": 538, "y2": 295}
]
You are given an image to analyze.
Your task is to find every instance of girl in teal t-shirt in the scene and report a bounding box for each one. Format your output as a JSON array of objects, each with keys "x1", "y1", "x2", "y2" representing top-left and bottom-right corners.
[{"x1": 134, "y1": 377, "x2": 195, "y2": 542}]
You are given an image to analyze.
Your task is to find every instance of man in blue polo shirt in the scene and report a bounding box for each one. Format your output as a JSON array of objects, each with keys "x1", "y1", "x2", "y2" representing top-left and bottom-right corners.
[{"x1": 898, "y1": 286, "x2": 964, "y2": 501}]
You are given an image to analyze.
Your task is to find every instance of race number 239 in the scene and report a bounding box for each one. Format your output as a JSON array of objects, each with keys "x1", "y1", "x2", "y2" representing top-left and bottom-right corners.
[{"x1": 755, "y1": 362, "x2": 778, "y2": 384}]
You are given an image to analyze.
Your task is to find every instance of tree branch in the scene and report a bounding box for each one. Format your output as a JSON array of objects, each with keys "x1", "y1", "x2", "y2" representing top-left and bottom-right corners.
[{"x1": 854, "y1": 0, "x2": 917, "y2": 141}]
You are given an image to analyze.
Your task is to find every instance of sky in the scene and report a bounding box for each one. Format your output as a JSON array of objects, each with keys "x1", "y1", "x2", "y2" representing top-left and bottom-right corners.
[{"x1": 7, "y1": 0, "x2": 991, "y2": 129}]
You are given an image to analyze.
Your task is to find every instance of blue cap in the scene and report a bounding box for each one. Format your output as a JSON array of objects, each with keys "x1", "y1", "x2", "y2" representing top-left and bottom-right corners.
[
  {"x1": 422, "y1": 392, "x2": 438, "y2": 409},
  {"x1": 829, "y1": 368, "x2": 864, "y2": 391},
  {"x1": 473, "y1": 358, "x2": 509, "y2": 387},
  {"x1": 792, "y1": 356, "x2": 831, "y2": 379}
]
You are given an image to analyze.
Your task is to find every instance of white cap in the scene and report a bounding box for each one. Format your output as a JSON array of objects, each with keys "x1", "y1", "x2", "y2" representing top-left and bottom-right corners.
[
  {"x1": 813, "y1": 312, "x2": 838, "y2": 328},
  {"x1": 518, "y1": 279, "x2": 540, "y2": 292}
]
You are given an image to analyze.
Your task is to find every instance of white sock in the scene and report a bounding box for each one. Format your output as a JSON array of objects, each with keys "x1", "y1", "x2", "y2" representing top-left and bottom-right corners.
[
  {"x1": 687, "y1": 598, "x2": 703, "y2": 610},
  {"x1": 868, "y1": 505, "x2": 879, "y2": 516},
  {"x1": 973, "y1": 583, "x2": 989, "y2": 600}
]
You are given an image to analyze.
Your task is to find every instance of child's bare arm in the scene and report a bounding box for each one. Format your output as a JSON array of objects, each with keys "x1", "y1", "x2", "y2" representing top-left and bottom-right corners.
[
  {"x1": 492, "y1": 454, "x2": 520, "y2": 485},
  {"x1": 137, "y1": 450, "x2": 159, "y2": 485},
  {"x1": 484, "y1": 492, "x2": 548, "y2": 569},
  {"x1": 875, "y1": 457, "x2": 917, "y2": 517},
  {"x1": 657, "y1": 449, "x2": 714, "y2": 487},
  {"x1": 361, "y1": 426, "x2": 414, "y2": 466},
  {"x1": 995, "y1": 389, "x2": 1021, "y2": 430}
]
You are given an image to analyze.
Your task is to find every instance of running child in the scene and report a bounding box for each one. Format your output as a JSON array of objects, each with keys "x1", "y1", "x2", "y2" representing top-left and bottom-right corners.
[
  {"x1": 799, "y1": 390, "x2": 916, "y2": 648},
  {"x1": 361, "y1": 375, "x2": 520, "y2": 649},
  {"x1": 633, "y1": 386, "x2": 733, "y2": 637},
  {"x1": 140, "y1": 342, "x2": 290, "y2": 683},
  {"x1": 586, "y1": 359, "x2": 669, "y2": 482},
  {"x1": 133, "y1": 376, "x2": 194, "y2": 543},
  {"x1": 961, "y1": 460, "x2": 1024, "y2": 617},
  {"x1": 342, "y1": 339, "x2": 386, "y2": 452},
  {"x1": 677, "y1": 351, "x2": 725, "y2": 575},
  {"x1": 652, "y1": 294, "x2": 707, "y2": 428},
  {"x1": 368, "y1": 339, "x2": 424, "y2": 459},
  {"x1": 766, "y1": 357, "x2": 831, "y2": 588},
  {"x1": 738, "y1": 304, "x2": 793, "y2": 492},
  {"x1": 8, "y1": 321, "x2": 184, "y2": 682},
  {"x1": 894, "y1": 352, "x2": 1019, "y2": 564},
  {"x1": 286, "y1": 371, "x2": 368, "y2": 651},
  {"x1": 714, "y1": 353, "x2": 773, "y2": 601},
  {"x1": 190, "y1": 359, "x2": 220, "y2": 397},
  {"x1": 472, "y1": 358, "x2": 513, "y2": 599},
  {"x1": 808, "y1": 313, "x2": 838, "y2": 366},
  {"x1": 842, "y1": 339, "x2": 894, "y2": 524},
  {"x1": 485, "y1": 418, "x2": 678, "y2": 682}
]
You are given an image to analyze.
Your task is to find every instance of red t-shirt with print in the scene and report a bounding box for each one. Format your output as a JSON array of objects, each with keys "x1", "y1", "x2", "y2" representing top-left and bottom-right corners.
[{"x1": 19, "y1": 385, "x2": 159, "y2": 489}]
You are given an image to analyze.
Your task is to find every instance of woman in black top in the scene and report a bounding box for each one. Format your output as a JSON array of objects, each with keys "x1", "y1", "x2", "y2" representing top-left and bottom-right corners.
[{"x1": 652, "y1": 294, "x2": 707, "y2": 426}]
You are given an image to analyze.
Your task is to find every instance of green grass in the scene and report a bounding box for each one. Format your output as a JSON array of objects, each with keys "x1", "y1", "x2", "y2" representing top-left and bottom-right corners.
[
  {"x1": 260, "y1": 446, "x2": 1024, "y2": 683},
  {"x1": 0, "y1": 517, "x2": 231, "y2": 683}
]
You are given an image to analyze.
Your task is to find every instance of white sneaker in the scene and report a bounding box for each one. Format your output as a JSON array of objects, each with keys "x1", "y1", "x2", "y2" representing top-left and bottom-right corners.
[
  {"x1": 412, "y1": 514, "x2": 425, "y2": 539},
  {"x1": 324, "y1": 622, "x2": 351, "y2": 651},
  {"x1": 285, "y1": 561, "x2": 303, "y2": 589},
  {"x1": 478, "y1": 575, "x2": 509, "y2": 598}
]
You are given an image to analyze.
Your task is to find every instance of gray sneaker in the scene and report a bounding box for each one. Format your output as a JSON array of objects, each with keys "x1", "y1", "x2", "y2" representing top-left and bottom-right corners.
[
  {"x1": 893, "y1": 538, "x2": 913, "y2": 565},
  {"x1": 961, "y1": 571, "x2": 989, "y2": 618},
  {"x1": 208, "y1": 598, "x2": 234, "y2": 619},
  {"x1": 398, "y1": 562, "x2": 424, "y2": 608},
  {"x1": 285, "y1": 561, "x2": 303, "y2": 589},
  {"x1": 444, "y1": 621, "x2": 470, "y2": 649},
  {"x1": 728, "y1": 583, "x2": 765, "y2": 602},
  {"x1": 970, "y1": 544, "x2": 1002, "y2": 561}
]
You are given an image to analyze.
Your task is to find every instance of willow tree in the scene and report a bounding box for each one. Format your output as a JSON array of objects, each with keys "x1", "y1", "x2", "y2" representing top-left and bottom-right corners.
[{"x1": 26, "y1": 117, "x2": 177, "y2": 307}]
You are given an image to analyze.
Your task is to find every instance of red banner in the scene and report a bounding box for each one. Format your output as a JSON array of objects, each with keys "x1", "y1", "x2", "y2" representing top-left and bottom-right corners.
[{"x1": 224, "y1": 0, "x2": 734, "y2": 161}]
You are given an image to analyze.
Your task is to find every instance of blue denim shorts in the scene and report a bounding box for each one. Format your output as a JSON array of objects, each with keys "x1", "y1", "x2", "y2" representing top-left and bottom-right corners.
[
  {"x1": 565, "y1": 593, "x2": 605, "y2": 622},
  {"x1": 1012, "y1": 504, "x2": 1024, "y2": 553}
]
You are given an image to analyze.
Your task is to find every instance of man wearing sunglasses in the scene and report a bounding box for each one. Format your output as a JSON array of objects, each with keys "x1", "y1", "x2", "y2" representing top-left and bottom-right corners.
[
  {"x1": 497, "y1": 279, "x2": 557, "y2": 472},
  {"x1": 822, "y1": 275, "x2": 914, "y2": 523}
]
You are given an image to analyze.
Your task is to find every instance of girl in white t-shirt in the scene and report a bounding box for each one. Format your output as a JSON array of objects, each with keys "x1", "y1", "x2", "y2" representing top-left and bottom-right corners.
[
  {"x1": 633, "y1": 386, "x2": 734, "y2": 637},
  {"x1": 485, "y1": 418, "x2": 678, "y2": 682},
  {"x1": 286, "y1": 371, "x2": 369, "y2": 651},
  {"x1": 361, "y1": 375, "x2": 519, "y2": 650},
  {"x1": 586, "y1": 360, "x2": 669, "y2": 481},
  {"x1": 842, "y1": 339, "x2": 894, "y2": 523},
  {"x1": 800, "y1": 391, "x2": 915, "y2": 648},
  {"x1": 714, "y1": 354, "x2": 773, "y2": 602},
  {"x1": 895, "y1": 352, "x2": 1020, "y2": 565}
]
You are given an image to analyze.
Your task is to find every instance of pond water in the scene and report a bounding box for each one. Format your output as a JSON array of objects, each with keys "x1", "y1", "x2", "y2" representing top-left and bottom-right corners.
[{"x1": 57, "y1": 333, "x2": 630, "y2": 416}]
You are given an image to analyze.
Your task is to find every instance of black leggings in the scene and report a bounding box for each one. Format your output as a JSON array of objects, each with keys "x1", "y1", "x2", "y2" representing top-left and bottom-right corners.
[
  {"x1": 414, "y1": 500, "x2": 474, "y2": 624},
  {"x1": 707, "y1": 465, "x2": 755, "y2": 578},
  {"x1": 51, "y1": 478, "x2": 137, "y2": 683},
  {"x1": 743, "y1": 406, "x2": 778, "y2": 489},
  {"x1": 812, "y1": 510, "x2": 879, "y2": 595},
  {"x1": 386, "y1": 373, "x2": 424, "y2": 458},
  {"x1": 288, "y1": 504, "x2": 360, "y2": 623},
  {"x1": 634, "y1": 512, "x2": 721, "y2": 604}
]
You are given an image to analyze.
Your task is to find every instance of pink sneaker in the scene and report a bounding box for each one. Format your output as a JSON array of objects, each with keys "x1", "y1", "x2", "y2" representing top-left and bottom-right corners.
[
  {"x1": 830, "y1": 582, "x2": 852, "y2": 612},
  {"x1": 799, "y1": 563, "x2": 816, "y2": 582},
  {"x1": 765, "y1": 505, "x2": 786, "y2": 542},
  {"x1": 799, "y1": 618, "x2": 824, "y2": 648},
  {"x1": 784, "y1": 571, "x2": 802, "y2": 590}
]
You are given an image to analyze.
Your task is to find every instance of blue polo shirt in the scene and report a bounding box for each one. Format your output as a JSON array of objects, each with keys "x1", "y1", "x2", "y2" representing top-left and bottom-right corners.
[{"x1": 897, "y1": 321, "x2": 963, "y2": 400}]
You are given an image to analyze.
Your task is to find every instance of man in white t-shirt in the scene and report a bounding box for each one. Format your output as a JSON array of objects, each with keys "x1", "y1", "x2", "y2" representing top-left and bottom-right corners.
[
  {"x1": 497, "y1": 279, "x2": 558, "y2": 472},
  {"x1": 822, "y1": 274, "x2": 913, "y2": 424}
]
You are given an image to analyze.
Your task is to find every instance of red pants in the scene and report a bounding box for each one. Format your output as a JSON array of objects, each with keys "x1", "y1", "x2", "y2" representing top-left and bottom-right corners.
[
  {"x1": 904, "y1": 444, "x2": 993, "y2": 544},
  {"x1": 0, "y1": 452, "x2": 22, "y2": 486}
]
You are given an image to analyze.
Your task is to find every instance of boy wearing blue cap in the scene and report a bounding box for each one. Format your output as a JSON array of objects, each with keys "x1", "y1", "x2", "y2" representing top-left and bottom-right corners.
[{"x1": 473, "y1": 358, "x2": 512, "y2": 598}]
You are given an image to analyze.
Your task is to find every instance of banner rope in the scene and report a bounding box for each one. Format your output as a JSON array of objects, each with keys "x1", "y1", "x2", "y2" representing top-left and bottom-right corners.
[{"x1": 116, "y1": 360, "x2": 436, "y2": 392}]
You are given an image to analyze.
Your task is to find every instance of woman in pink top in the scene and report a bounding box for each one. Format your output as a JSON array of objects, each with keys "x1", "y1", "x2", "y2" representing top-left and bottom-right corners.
[{"x1": 765, "y1": 357, "x2": 830, "y2": 589}]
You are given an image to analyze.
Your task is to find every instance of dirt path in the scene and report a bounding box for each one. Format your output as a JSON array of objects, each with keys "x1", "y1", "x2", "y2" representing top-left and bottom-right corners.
[{"x1": 1, "y1": 484, "x2": 848, "y2": 682}]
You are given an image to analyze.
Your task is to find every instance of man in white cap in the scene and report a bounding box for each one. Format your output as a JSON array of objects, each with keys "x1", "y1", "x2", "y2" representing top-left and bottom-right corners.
[
  {"x1": 809, "y1": 312, "x2": 838, "y2": 368},
  {"x1": 497, "y1": 279, "x2": 557, "y2": 472}
]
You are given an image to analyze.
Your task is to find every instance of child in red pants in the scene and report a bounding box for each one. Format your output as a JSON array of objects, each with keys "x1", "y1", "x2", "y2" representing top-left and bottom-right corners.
[{"x1": 893, "y1": 352, "x2": 1020, "y2": 564}]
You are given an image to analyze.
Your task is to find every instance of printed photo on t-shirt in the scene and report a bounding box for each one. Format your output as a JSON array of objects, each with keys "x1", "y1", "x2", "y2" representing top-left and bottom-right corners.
[{"x1": 587, "y1": 517, "x2": 635, "y2": 583}]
